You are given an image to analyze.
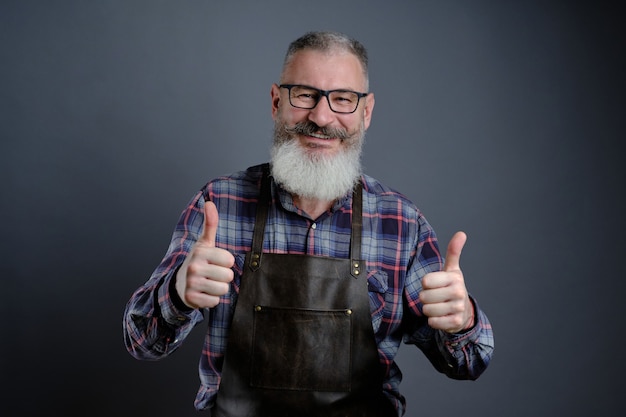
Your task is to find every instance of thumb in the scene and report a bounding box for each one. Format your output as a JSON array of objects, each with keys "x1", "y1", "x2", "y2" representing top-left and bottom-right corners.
[
  {"x1": 200, "y1": 200, "x2": 219, "y2": 246},
  {"x1": 443, "y1": 231, "x2": 467, "y2": 272}
]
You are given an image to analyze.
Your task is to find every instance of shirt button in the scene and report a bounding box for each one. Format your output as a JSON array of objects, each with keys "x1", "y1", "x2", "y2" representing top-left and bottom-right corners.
[{"x1": 311, "y1": 223, "x2": 317, "y2": 229}]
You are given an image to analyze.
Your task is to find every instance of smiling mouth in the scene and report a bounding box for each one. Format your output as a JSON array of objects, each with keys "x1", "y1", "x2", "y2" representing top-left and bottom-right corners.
[
  {"x1": 283, "y1": 121, "x2": 348, "y2": 141},
  {"x1": 309, "y1": 132, "x2": 334, "y2": 140}
]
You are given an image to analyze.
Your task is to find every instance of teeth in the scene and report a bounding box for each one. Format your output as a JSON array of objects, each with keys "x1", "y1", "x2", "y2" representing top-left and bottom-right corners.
[{"x1": 310, "y1": 133, "x2": 331, "y2": 139}]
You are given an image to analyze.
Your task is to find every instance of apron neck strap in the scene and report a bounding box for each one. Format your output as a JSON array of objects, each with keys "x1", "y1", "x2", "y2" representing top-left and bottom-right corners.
[
  {"x1": 249, "y1": 164, "x2": 272, "y2": 271},
  {"x1": 350, "y1": 181, "x2": 363, "y2": 278}
]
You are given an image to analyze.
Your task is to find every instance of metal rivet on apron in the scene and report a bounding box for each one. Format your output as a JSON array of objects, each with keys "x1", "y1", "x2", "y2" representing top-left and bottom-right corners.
[
  {"x1": 254, "y1": 305, "x2": 262, "y2": 312},
  {"x1": 346, "y1": 309, "x2": 353, "y2": 315},
  {"x1": 250, "y1": 253, "x2": 262, "y2": 269}
]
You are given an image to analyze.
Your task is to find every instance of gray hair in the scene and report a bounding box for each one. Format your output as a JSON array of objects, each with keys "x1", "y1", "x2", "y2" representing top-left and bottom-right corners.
[{"x1": 281, "y1": 31, "x2": 369, "y2": 91}]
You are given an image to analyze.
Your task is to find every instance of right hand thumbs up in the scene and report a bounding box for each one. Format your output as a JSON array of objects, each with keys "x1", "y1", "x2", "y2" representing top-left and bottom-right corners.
[{"x1": 174, "y1": 200, "x2": 235, "y2": 309}]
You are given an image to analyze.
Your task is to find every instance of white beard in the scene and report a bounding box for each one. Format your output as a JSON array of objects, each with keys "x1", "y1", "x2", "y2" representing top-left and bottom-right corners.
[{"x1": 270, "y1": 137, "x2": 363, "y2": 202}]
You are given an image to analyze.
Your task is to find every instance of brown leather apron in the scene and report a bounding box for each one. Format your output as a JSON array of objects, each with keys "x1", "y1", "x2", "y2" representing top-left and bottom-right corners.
[{"x1": 213, "y1": 168, "x2": 395, "y2": 417}]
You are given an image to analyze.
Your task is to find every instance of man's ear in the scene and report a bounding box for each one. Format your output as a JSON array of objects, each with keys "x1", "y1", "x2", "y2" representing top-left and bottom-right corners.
[
  {"x1": 271, "y1": 83, "x2": 281, "y2": 120},
  {"x1": 363, "y1": 92, "x2": 375, "y2": 130}
]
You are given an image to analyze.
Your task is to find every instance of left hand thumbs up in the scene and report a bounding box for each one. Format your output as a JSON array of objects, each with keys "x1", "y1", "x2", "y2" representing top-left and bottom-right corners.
[{"x1": 420, "y1": 231, "x2": 475, "y2": 333}]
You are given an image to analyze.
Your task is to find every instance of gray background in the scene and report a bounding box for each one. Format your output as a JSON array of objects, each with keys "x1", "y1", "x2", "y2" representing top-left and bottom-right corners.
[{"x1": 2, "y1": 1, "x2": 624, "y2": 416}]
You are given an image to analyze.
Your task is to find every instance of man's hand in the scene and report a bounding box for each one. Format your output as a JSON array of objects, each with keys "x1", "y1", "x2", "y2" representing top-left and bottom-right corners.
[
  {"x1": 174, "y1": 201, "x2": 235, "y2": 309},
  {"x1": 420, "y1": 231, "x2": 475, "y2": 333}
]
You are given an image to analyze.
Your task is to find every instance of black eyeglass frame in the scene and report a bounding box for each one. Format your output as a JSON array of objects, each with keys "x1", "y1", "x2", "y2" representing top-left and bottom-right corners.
[{"x1": 279, "y1": 84, "x2": 369, "y2": 114}]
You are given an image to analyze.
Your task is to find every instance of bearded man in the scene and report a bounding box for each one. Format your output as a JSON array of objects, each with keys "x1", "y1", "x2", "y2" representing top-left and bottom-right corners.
[{"x1": 124, "y1": 31, "x2": 494, "y2": 417}]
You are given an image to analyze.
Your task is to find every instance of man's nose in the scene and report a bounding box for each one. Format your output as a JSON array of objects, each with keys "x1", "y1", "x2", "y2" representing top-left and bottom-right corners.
[{"x1": 307, "y1": 95, "x2": 335, "y2": 127}]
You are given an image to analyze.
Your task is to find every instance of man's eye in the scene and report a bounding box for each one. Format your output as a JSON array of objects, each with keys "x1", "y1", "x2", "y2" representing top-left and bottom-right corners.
[
  {"x1": 297, "y1": 89, "x2": 318, "y2": 97},
  {"x1": 331, "y1": 93, "x2": 356, "y2": 104}
]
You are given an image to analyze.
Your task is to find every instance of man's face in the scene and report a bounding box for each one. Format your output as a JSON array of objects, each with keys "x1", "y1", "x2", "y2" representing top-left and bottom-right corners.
[{"x1": 271, "y1": 50, "x2": 375, "y2": 158}]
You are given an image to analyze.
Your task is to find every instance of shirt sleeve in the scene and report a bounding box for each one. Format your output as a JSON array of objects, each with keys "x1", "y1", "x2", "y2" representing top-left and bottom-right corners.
[
  {"x1": 402, "y1": 216, "x2": 495, "y2": 380},
  {"x1": 123, "y1": 190, "x2": 207, "y2": 360}
]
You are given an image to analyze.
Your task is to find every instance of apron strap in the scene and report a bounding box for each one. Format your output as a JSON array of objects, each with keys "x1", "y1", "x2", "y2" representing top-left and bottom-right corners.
[
  {"x1": 350, "y1": 182, "x2": 364, "y2": 278},
  {"x1": 249, "y1": 163, "x2": 271, "y2": 271}
]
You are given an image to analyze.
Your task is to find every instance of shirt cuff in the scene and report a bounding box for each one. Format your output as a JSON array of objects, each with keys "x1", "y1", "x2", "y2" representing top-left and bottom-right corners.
[{"x1": 159, "y1": 272, "x2": 197, "y2": 324}]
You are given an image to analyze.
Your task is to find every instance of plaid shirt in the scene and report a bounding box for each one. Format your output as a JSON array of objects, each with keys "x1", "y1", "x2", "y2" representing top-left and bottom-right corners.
[{"x1": 123, "y1": 163, "x2": 494, "y2": 415}]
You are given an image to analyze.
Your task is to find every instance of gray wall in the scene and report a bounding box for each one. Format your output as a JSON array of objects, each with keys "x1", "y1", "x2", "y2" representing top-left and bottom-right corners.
[{"x1": 2, "y1": 1, "x2": 624, "y2": 416}]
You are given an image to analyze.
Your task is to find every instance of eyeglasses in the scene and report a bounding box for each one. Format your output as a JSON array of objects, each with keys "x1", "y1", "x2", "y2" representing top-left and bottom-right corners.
[{"x1": 279, "y1": 84, "x2": 368, "y2": 114}]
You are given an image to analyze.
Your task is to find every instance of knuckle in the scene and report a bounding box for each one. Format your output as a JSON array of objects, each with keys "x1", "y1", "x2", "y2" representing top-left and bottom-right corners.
[{"x1": 450, "y1": 315, "x2": 463, "y2": 328}]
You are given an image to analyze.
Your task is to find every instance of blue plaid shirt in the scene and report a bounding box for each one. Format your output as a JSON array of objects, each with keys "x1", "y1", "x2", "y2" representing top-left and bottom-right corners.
[{"x1": 123, "y1": 163, "x2": 494, "y2": 415}]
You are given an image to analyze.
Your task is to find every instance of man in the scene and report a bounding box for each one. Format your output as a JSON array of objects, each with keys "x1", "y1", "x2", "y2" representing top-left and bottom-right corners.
[{"x1": 124, "y1": 31, "x2": 494, "y2": 417}]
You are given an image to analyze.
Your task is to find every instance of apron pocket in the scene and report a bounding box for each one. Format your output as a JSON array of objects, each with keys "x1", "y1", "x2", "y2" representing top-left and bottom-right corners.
[{"x1": 250, "y1": 306, "x2": 353, "y2": 392}]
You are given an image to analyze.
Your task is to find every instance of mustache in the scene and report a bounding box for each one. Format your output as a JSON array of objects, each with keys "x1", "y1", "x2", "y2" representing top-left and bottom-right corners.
[{"x1": 284, "y1": 121, "x2": 349, "y2": 140}]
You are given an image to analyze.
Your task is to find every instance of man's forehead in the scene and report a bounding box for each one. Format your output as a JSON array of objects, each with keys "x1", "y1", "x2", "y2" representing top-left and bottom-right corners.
[{"x1": 282, "y1": 50, "x2": 367, "y2": 89}]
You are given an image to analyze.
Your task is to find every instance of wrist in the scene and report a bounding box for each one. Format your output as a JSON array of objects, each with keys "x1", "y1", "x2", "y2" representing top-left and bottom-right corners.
[
  {"x1": 169, "y1": 271, "x2": 193, "y2": 312},
  {"x1": 462, "y1": 297, "x2": 476, "y2": 331}
]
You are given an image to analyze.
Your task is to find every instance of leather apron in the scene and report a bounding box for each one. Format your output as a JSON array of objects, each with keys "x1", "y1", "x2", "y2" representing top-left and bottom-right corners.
[{"x1": 213, "y1": 168, "x2": 395, "y2": 417}]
